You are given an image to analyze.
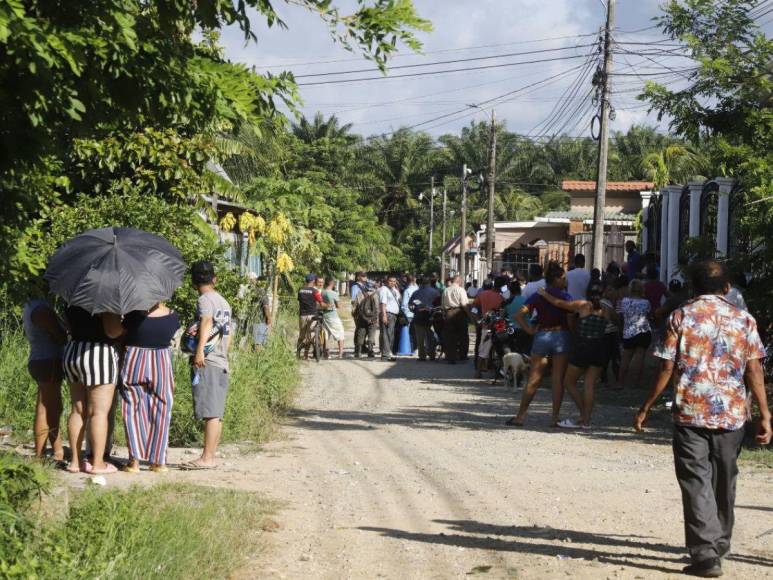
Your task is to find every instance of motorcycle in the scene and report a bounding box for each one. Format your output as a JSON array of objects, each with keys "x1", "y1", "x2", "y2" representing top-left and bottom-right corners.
[{"x1": 478, "y1": 308, "x2": 529, "y2": 386}]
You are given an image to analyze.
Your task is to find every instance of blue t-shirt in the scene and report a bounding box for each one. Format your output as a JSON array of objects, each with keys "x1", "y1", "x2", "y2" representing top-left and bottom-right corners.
[
  {"x1": 504, "y1": 296, "x2": 527, "y2": 328},
  {"x1": 524, "y1": 288, "x2": 572, "y2": 329}
]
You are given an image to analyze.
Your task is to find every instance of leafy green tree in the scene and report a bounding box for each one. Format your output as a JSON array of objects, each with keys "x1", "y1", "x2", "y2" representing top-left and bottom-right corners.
[
  {"x1": 642, "y1": 0, "x2": 773, "y2": 330},
  {"x1": 640, "y1": 143, "x2": 707, "y2": 188},
  {"x1": 0, "y1": 0, "x2": 430, "y2": 300},
  {"x1": 356, "y1": 128, "x2": 437, "y2": 230}
]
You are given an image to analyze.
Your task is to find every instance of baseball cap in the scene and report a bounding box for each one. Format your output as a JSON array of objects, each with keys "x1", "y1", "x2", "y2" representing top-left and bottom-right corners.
[{"x1": 305, "y1": 273, "x2": 317, "y2": 282}]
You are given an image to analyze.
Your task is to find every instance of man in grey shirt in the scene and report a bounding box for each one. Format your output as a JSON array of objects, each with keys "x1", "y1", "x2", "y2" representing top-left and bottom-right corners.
[{"x1": 182, "y1": 261, "x2": 232, "y2": 470}]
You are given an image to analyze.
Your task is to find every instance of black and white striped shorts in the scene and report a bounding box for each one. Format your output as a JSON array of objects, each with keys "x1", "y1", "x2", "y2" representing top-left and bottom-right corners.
[{"x1": 62, "y1": 341, "x2": 119, "y2": 387}]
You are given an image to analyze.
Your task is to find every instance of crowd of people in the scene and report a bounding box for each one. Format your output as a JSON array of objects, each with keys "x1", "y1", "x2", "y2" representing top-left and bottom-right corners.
[{"x1": 23, "y1": 261, "x2": 233, "y2": 474}]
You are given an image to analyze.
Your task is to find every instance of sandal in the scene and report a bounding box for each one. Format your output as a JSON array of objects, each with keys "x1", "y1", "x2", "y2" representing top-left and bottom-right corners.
[
  {"x1": 122, "y1": 463, "x2": 141, "y2": 473},
  {"x1": 505, "y1": 417, "x2": 524, "y2": 427},
  {"x1": 149, "y1": 464, "x2": 169, "y2": 473}
]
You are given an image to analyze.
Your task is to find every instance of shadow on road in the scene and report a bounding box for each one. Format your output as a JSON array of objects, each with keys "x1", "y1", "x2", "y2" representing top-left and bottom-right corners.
[
  {"x1": 291, "y1": 357, "x2": 672, "y2": 445},
  {"x1": 358, "y1": 520, "x2": 684, "y2": 574},
  {"x1": 359, "y1": 518, "x2": 773, "y2": 572}
]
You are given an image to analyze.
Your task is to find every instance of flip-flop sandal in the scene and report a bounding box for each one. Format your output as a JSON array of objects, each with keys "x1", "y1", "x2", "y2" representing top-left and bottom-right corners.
[
  {"x1": 149, "y1": 465, "x2": 169, "y2": 473},
  {"x1": 87, "y1": 463, "x2": 118, "y2": 475},
  {"x1": 81, "y1": 461, "x2": 93, "y2": 473},
  {"x1": 121, "y1": 464, "x2": 141, "y2": 473},
  {"x1": 504, "y1": 417, "x2": 524, "y2": 427},
  {"x1": 179, "y1": 461, "x2": 217, "y2": 471}
]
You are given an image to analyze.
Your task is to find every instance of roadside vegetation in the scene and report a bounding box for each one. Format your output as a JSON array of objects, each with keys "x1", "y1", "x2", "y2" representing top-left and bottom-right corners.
[
  {"x1": 0, "y1": 313, "x2": 299, "y2": 449},
  {"x1": 1, "y1": 452, "x2": 270, "y2": 578}
]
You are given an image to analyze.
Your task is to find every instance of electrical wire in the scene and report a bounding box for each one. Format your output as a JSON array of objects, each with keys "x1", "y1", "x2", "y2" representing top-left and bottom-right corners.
[
  {"x1": 293, "y1": 44, "x2": 595, "y2": 78},
  {"x1": 296, "y1": 53, "x2": 591, "y2": 87}
]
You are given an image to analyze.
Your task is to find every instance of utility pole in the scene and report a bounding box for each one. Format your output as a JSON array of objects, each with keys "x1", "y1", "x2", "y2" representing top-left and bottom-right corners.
[
  {"x1": 429, "y1": 176, "x2": 435, "y2": 266},
  {"x1": 485, "y1": 109, "x2": 497, "y2": 277},
  {"x1": 440, "y1": 187, "x2": 447, "y2": 281},
  {"x1": 460, "y1": 164, "x2": 470, "y2": 283},
  {"x1": 591, "y1": 0, "x2": 616, "y2": 271}
]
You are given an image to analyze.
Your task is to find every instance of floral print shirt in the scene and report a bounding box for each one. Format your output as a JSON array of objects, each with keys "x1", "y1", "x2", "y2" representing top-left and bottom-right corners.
[
  {"x1": 617, "y1": 297, "x2": 651, "y2": 339},
  {"x1": 654, "y1": 294, "x2": 766, "y2": 430}
]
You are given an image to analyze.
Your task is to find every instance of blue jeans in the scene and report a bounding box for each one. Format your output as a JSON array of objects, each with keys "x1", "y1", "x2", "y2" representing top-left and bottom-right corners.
[{"x1": 531, "y1": 330, "x2": 571, "y2": 357}]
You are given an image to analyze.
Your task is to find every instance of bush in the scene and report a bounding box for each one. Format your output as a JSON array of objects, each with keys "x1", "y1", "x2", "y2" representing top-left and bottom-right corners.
[
  {"x1": 1, "y1": 474, "x2": 270, "y2": 578},
  {"x1": 0, "y1": 326, "x2": 37, "y2": 437}
]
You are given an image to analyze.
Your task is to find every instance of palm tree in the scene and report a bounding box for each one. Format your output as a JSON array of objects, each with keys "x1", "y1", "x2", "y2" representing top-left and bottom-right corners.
[
  {"x1": 356, "y1": 127, "x2": 437, "y2": 230},
  {"x1": 291, "y1": 112, "x2": 355, "y2": 144},
  {"x1": 641, "y1": 143, "x2": 708, "y2": 188}
]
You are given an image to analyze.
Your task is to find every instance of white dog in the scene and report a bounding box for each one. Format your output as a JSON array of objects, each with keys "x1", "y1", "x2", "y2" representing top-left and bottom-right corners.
[{"x1": 501, "y1": 352, "x2": 530, "y2": 389}]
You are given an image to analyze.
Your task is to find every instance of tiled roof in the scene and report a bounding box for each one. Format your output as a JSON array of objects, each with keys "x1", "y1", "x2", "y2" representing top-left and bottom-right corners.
[
  {"x1": 562, "y1": 180, "x2": 655, "y2": 192},
  {"x1": 540, "y1": 210, "x2": 638, "y2": 221}
]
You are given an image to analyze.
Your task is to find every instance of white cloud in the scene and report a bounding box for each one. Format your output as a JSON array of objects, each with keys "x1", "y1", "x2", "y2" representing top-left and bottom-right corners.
[{"x1": 220, "y1": 0, "x2": 681, "y2": 137}]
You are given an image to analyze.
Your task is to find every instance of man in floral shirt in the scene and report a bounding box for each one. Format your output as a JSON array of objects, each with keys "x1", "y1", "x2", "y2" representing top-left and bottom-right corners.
[{"x1": 634, "y1": 260, "x2": 770, "y2": 578}]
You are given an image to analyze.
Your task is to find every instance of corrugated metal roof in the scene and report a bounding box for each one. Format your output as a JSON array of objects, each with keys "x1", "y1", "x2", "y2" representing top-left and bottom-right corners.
[{"x1": 562, "y1": 180, "x2": 654, "y2": 192}]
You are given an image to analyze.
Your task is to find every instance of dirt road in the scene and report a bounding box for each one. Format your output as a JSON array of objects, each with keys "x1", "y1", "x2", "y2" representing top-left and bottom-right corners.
[{"x1": 239, "y1": 344, "x2": 773, "y2": 579}]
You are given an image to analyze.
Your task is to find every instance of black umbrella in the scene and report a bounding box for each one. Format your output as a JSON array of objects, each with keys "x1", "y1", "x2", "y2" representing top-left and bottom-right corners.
[{"x1": 44, "y1": 227, "x2": 187, "y2": 315}]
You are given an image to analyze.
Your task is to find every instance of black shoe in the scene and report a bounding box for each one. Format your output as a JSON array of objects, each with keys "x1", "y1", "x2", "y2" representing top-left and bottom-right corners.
[
  {"x1": 353, "y1": 352, "x2": 361, "y2": 359},
  {"x1": 683, "y1": 558, "x2": 722, "y2": 578}
]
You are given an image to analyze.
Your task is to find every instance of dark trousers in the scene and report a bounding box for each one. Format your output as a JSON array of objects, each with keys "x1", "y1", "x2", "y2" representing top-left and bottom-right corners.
[
  {"x1": 443, "y1": 308, "x2": 469, "y2": 362},
  {"x1": 379, "y1": 313, "x2": 397, "y2": 359},
  {"x1": 474, "y1": 323, "x2": 482, "y2": 361},
  {"x1": 414, "y1": 322, "x2": 436, "y2": 360},
  {"x1": 673, "y1": 425, "x2": 745, "y2": 563},
  {"x1": 354, "y1": 318, "x2": 378, "y2": 356}
]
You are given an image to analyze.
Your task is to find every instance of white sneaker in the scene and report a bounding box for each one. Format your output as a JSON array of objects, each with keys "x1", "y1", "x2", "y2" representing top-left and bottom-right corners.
[{"x1": 557, "y1": 418, "x2": 581, "y2": 429}]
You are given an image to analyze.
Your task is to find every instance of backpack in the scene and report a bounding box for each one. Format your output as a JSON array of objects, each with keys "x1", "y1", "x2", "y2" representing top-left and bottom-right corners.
[{"x1": 357, "y1": 291, "x2": 379, "y2": 322}]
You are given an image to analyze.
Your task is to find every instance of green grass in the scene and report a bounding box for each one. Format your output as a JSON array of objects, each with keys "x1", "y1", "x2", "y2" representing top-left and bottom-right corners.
[
  {"x1": 740, "y1": 447, "x2": 773, "y2": 468},
  {"x1": 0, "y1": 313, "x2": 300, "y2": 449},
  {"x1": 1, "y1": 453, "x2": 271, "y2": 579}
]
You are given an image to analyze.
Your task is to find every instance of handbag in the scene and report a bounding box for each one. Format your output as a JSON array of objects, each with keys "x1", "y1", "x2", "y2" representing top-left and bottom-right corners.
[{"x1": 181, "y1": 321, "x2": 223, "y2": 354}]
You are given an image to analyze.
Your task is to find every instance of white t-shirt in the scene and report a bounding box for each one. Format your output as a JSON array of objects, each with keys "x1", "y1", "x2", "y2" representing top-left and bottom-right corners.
[
  {"x1": 566, "y1": 268, "x2": 591, "y2": 300},
  {"x1": 378, "y1": 286, "x2": 401, "y2": 315},
  {"x1": 522, "y1": 279, "x2": 546, "y2": 299}
]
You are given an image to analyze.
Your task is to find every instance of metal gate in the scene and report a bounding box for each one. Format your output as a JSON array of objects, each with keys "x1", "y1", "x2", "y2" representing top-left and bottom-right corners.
[{"x1": 572, "y1": 231, "x2": 635, "y2": 267}]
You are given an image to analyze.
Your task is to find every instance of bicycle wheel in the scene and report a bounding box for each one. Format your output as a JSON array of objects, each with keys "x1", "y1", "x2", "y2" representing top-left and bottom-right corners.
[{"x1": 313, "y1": 324, "x2": 323, "y2": 362}]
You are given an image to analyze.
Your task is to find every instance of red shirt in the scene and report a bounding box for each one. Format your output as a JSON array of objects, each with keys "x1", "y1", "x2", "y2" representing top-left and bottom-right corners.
[
  {"x1": 644, "y1": 280, "x2": 667, "y2": 311},
  {"x1": 474, "y1": 289, "x2": 504, "y2": 316}
]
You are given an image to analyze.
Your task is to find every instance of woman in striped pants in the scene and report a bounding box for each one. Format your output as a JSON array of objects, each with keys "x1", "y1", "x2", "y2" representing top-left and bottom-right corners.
[{"x1": 120, "y1": 304, "x2": 180, "y2": 472}]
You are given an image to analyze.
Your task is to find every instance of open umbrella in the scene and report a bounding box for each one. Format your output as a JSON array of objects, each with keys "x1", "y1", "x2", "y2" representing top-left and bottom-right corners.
[{"x1": 44, "y1": 227, "x2": 187, "y2": 315}]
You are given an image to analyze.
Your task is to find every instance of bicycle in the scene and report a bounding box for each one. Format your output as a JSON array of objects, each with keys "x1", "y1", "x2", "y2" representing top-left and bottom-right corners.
[{"x1": 297, "y1": 313, "x2": 327, "y2": 362}]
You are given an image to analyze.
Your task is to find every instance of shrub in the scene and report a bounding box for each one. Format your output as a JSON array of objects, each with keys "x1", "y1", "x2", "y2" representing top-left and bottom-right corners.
[
  {"x1": 1, "y1": 476, "x2": 270, "y2": 579},
  {"x1": 0, "y1": 326, "x2": 36, "y2": 437}
]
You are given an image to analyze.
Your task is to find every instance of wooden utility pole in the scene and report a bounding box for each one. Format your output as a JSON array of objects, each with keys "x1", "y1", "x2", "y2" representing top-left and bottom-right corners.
[
  {"x1": 440, "y1": 187, "x2": 448, "y2": 281},
  {"x1": 591, "y1": 0, "x2": 616, "y2": 271},
  {"x1": 429, "y1": 176, "x2": 435, "y2": 265},
  {"x1": 485, "y1": 109, "x2": 497, "y2": 277},
  {"x1": 460, "y1": 164, "x2": 470, "y2": 283}
]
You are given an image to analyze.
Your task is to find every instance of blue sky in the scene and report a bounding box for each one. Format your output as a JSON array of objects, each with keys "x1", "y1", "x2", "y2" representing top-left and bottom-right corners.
[{"x1": 217, "y1": 0, "x2": 770, "y2": 137}]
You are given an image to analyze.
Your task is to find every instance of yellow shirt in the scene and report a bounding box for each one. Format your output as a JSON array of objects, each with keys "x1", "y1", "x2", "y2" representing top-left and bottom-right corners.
[{"x1": 441, "y1": 285, "x2": 470, "y2": 309}]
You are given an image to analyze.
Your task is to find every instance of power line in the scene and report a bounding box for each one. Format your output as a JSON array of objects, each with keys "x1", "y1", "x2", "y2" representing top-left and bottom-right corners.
[
  {"x1": 399, "y1": 63, "x2": 591, "y2": 133},
  {"x1": 293, "y1": 44, "x2": 595, "y2": 79},
  {"x1": 296, "y1": 54, "x2": 590, "y2": 86},
  {"x1": 255, "y1": 32, "x2": 602, "y2": 69}
]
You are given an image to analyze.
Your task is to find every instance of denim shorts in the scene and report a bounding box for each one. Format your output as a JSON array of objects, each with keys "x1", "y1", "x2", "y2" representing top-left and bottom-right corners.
[{"x1": 531, "y1": 330, "x2": 571, "y2": 357}]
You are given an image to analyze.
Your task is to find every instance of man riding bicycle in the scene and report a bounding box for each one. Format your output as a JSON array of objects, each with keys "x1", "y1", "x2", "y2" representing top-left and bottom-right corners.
[{"x1": 297, "y1": 274, "x2": 329, "y2": 360}]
